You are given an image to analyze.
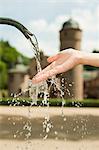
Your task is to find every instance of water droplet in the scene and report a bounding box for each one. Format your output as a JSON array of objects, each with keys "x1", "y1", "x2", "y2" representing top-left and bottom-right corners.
[
  {"x1": 69, "y1": 83, "x2": 72, "y2": 87},
  {"x1": 13, "y1": 134, "x2": 17, "y2": 138},
  {"x1": 63, "y1": 117, "x2": 66, "y2": 121},
  {"x1": 73, "y1": 128, "x2": 76, "y2": 131},
  {"x1": 61, "y1": 126, "x2": 63, "y2": 130},
  {"x1": 43, "y1": 134, "x2": 48, "y2": 140},
  {"x1": 13, "y1": 122, "x2": 16, "y2": 125},
  {"x1": 54, "y1": 131, "x2": 58, "y2": 135},
  {"x1": 8, "y1": 117, "x2": 11, "y2": 120}
]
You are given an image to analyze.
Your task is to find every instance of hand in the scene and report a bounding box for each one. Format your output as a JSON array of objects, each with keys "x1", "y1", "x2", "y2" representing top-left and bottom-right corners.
[{"x1": 32, "y1": 48, "x2": 82, "y2": 83}]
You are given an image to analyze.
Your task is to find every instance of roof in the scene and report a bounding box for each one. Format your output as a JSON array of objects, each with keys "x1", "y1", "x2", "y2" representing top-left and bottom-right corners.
[
  {"x1": 9, "y1": 64, "x2": 28, "y2": 73},
  {"x1": 62, "y1": 18, "x2": 80, "y2": 29}
]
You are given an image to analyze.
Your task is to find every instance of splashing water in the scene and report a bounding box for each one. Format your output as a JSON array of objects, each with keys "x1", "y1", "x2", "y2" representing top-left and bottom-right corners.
[
  {"x1": 26, "y1": 34, "x2": 66, "y2": 137},
  {"x1": 9, "y1": 32, "x2": 67, "y2": 146}
]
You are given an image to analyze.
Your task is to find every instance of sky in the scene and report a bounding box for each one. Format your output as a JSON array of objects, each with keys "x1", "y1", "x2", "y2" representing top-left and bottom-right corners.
[{"x1": 0, "y1": 0, "x2": 99, "y2": 58}]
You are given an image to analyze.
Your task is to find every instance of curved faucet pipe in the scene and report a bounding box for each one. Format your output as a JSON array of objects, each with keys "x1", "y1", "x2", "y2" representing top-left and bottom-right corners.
[
  {"x1": 0, "y1": 17, "x2": 39, "y2": 49},
  {"x1": 0, "y1": 17, "x2": 40, "y2": 59},
  {"x1": 0, "y1": 17, "x2": 33, "y2": 39}
]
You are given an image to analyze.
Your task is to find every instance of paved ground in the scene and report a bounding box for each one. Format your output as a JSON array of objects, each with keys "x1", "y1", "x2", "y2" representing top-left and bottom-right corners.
[
  {"x1": 0, "y1": 106, "x2": 99, "y2": 150},
  {"x1": 1, "y1": 106, "x2": 99, "y2": 118},
  {"x1": 0, "y1": 139, "x2": 99, "y2": 150}
]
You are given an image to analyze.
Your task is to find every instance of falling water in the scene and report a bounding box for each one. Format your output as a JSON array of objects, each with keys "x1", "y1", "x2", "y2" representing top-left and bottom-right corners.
[
  {"x1": 6, "y1": 31, "x2": 79, "y2": 150},
  {"x1": 11, "y1": 32, "x2": 66, "y2": 143},
  {"x1": 28, "y1": 34, "x2": 66, "y2": 139}
]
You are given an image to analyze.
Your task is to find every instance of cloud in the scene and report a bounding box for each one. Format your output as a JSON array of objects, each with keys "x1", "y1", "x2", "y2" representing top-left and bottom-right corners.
[
  {"x1": 48, "y1": 0, "x2": 99, "y2": 4},
  {"x1": 27, "y1": 7, "x2": 99, "y2": 56},
  {"x1": 70, "y1": 7, "x2": 99, "y2": 51},
  {"x1": 14, "y1": 6, "x2": 99, "y2": 58},
  {"x1": 1, "y1": 1, "x2": 99, "y2": 58},
  {"x1": 27, "y1": 15, "x2": 70, "y2": 56},
  {"x1": 71, "y1": 8, "x2": 99, "y2": 32}
]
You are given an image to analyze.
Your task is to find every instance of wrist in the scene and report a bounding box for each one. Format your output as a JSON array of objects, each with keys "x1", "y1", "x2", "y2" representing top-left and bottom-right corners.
[
  {"x1": 79, "y1": 52, "x2": 86, "y2": 65},
  {"x1": 76, "y1": 51, "x2": 86, "y2": 65},
  {"x1": 80, "y1": 52, "x2": 91, "y2": 65}
]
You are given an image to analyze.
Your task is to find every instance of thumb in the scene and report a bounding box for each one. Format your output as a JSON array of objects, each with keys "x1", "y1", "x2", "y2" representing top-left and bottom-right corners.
[{"x1": 47, "y1": 53, "x2": 60, "y2": 63}]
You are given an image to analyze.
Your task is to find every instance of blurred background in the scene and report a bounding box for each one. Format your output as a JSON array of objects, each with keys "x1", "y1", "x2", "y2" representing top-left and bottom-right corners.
[
  {"x1": 0, "y1": 1, "x2": 99, "y2": 150},
  {"x1": 0, "y1": 0, "x2": 99, "y2": 100}
]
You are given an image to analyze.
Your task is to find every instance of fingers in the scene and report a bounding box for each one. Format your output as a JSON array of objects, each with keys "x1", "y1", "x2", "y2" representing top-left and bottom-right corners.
[
  {"x1": 32, "y1": 56, "x2": 75, "y2": 84},
  {"x1": 34, "y1": 61, "x2": 56, "y2": 78},
  {"x1": 32, "y1": 65, "x2": 63, "y2": 83},
  {"x1": 37, "y1": 52, "x2": 65, "y2": 77}
]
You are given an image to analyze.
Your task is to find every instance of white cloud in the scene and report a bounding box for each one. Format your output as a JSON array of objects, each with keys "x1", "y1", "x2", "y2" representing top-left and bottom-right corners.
[
  {"x1": 29, "y1": 20, "x2": 47, "y2": 32},
  {"x1": 1, "y1": 2, "x2": 99, "y2": 58},
  {"x1": 70, "y1": 7, "x2": 99, "y2": 51},
  {"x1": 27, "y1": 7, "x2": 99, "y2": 56},
  {"x1": 14, "y1": 6, "x2": 99, "y2": 58},
  {"x1": 48, "y1": 0, "x2": 99, "y2": 4},
  {"x1": 71, "y1": 8, "x2": 99, "y2": 32},
  {"x1": 27, "y1": 15, "x2": 70, "y2": 56},
  {"x1": 82, "y1": 38, "x2": 99, "y2": 52},
  {"x1": 15, "y1": 38, "x2": 34, "y2": 57}
]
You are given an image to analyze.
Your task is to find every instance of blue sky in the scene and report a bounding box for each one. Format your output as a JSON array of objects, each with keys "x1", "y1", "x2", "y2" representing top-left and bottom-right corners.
[{"x1": 0, "y1": 0, "x2": 99, "y2": 57}]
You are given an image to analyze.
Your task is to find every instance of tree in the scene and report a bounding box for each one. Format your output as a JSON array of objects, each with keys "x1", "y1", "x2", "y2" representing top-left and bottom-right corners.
[
  {"x1": 0, "y1": 39, "x2": 30, "y2": 89},
  {"x1": 0, "y1": 61, "x2": 7, "y2": 89}
]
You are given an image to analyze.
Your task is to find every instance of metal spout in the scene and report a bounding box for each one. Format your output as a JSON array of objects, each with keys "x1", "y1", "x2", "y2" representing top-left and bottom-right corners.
[
  {"x1": 0, "y1": 17, "x2": 33, "y2": 39},
  {"x1": 0, "y1": 17, "x2": 40, "y2": 65}
]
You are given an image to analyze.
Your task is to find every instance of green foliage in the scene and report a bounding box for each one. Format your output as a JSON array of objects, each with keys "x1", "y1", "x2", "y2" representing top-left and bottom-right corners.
[
  {"x1": 0, "y1": 61, "x2": 8, "y2": 89},
  {"x1": 1, "y1": 98, "x2": 99, "y2": 107},
  {"x1": 21, "y1": 55, "x2": 30, "y2": 65},
  {"x1": 84, "y1": 65, "x2": 99, "y2": 71},
  {"x1": 0, "y1": 39, "x2": 30, "y2": 89},
  {"x1": 0, "y1": 40, "x2": 30, "y2": 68}
]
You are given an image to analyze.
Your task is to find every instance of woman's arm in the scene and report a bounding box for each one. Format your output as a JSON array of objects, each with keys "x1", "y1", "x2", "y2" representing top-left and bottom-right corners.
[
  {"x1": 32, "y1": 48, "x2": 99, "y2": 83},
  {"x1": 81, "y1": 52, "x2": 99, "y2": 67}
]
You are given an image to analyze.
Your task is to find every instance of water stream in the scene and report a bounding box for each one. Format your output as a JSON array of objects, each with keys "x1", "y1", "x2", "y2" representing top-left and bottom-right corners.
[{"x1": 9, "y1": 33, "x2": 67, "y2": 149}]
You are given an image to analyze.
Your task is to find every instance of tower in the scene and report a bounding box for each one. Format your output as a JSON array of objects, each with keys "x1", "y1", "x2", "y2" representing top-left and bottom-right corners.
[
  {"x1": 8, "y1": 57, "x2": 28, "y2": 96},
  {"x1": 59, "y1": 18, "x2": 83, "y2": 99}
]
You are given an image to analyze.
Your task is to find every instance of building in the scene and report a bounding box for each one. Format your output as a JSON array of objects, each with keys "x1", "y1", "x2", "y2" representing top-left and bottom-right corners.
[
  {"x1": 59, "y1": 18, "x2": 83, "y2": 99},
  {"x1": 8, "y1": 18, "x2": 99, "y2": 99},
  {"x1": 8, "y1": 19, "x2": 99, "y2": 99},
  {"x1": 84, "y1": 71, "x2": 99, "y2": 99},
  {"x1": 28, "y1": 18, "x2": 83, "y2": 99},
  {"x1": 8, "y1": 18, "x2": 83, "y2": 99},
  {"x1": 8, "y1": 59, "x2": 29, "y2": 96}
]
